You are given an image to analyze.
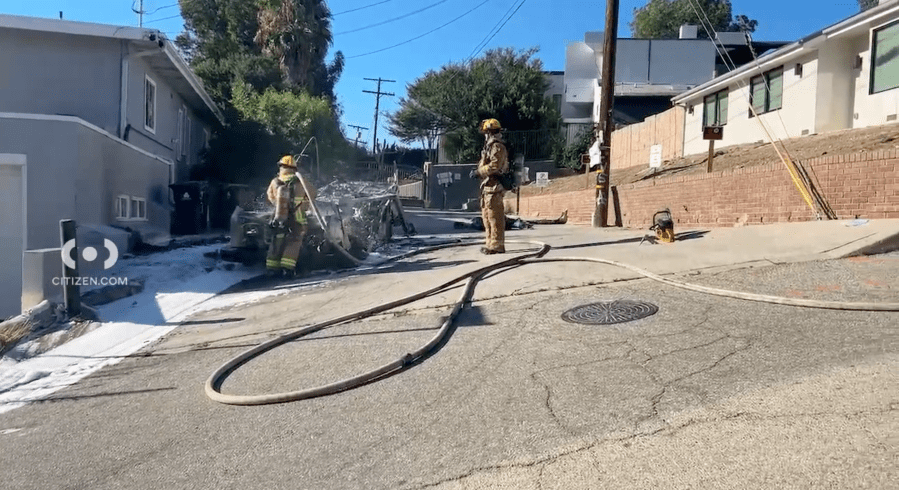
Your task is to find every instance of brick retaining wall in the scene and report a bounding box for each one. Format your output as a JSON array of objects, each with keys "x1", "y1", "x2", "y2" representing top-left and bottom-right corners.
[{"x1": 506, "y1": 151, "x2": 899, "y2": 227}]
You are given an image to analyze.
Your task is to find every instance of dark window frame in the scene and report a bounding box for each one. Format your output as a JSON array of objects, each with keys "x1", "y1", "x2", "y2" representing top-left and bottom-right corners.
[
  {"x1": 749, "y1": 66, "x2": 783, "y2": 117},
  {"x1": 702, "y1": 89, "x2": 729, "y2": 127},
  {"x1": 870, "y1": 19, "x2": 899, "y2": 95},
  {"x1": 144, "y1": 75, "x2": 157, "y2": 134}
]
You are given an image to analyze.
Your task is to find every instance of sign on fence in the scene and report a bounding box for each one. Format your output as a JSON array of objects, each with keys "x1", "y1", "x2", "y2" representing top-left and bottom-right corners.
[
  {"x1": 649, "y1": 144, "x2": 663, "y2": 168},
  {"x1": 437, "y1": 172, "x2": 454, "y2": 186},
  {"x1": 536, "y1": 172, "x2": 549, "y2": 187}
]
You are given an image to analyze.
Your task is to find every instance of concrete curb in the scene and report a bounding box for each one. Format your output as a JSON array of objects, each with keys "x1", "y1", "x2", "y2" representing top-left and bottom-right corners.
[{"x1": 841, "y1": 229, "x2": 899, "y2": 257}]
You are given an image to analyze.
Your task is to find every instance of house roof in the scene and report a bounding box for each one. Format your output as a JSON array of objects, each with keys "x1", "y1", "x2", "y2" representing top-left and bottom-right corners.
[
  {"x1": 672, "y1": 0, "x2": 899, "y2": 104},
  {"x1": 614, "y1": 83, "x2": 697, "y2": 97},
  {"x1": 0, "y1": 14, "x2": 224, "y2": 126}
]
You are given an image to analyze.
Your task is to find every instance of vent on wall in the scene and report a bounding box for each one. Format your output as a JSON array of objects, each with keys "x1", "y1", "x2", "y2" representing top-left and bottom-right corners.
[
  {"x1": 888, "y1": 114, "x2": 898, "y2": 122},
  {"x1": 802, "y1": 129, "x2": 809, "y2": 136},
  {"x1": 854, "y1": 55, "x2": 863, "y2": 69},
  {"x1": 794, "y1": 63, "x2": 803, "y2": 77}
]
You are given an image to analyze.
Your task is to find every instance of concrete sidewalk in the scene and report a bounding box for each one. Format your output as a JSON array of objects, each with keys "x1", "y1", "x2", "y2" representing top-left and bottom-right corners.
[
  {"x1": 157, "y1": 217, "x2": 899, "y2": 367},
  {"x1": 1, "y1": 216, "x2": 897, "y2": 490}
]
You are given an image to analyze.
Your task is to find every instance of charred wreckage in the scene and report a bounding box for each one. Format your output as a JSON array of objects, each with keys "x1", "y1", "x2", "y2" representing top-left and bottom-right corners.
[{"x1": 219, "y1": 180, "x2": 416, "y2": 272}]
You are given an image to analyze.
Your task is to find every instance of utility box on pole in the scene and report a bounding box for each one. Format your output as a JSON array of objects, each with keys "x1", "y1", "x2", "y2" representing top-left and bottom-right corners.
[{"x1": 703, "y1": 126, "x2": 723, "y2": 173}]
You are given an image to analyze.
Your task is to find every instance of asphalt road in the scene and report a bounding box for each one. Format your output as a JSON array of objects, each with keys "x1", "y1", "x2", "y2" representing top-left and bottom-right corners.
[{"x1": 0, "y1": 221, "x2": 897, "y2": 489}]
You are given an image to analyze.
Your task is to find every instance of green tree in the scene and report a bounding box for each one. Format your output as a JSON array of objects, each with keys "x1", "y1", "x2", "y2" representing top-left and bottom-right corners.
[
  {"x1": 231, "y1": 81, "x2": 337, "y2": 147},
  {"x1": 386, "y1": 101, "x2": 443, "y2": 164},
  {"x1": 389, "y1": 48, "x2": 559, "y2": 163},
  {"x1": 630, "y1": 0, "x2": 758, "y2": 39},
  {"x1": 858, "y1": 0, "x2": 879, "y2": 11},
  {"x1": 255, "y1": 0, "x2": 338, "y2": 94},
  {"x1": 175, "y1": 0, "x2": 350, "y2": 183}
]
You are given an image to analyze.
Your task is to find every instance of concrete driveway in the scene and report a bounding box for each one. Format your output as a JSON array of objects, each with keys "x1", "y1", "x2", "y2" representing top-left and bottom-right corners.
[{"x1": 1, "y1": 215, "x2": 897, "y2": 489}]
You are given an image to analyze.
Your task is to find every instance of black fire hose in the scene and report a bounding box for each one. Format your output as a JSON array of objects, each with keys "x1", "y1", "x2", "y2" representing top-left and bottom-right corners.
[
  {"x1": 205, "y1": 236, "x2": 899, "y2": 406},
  {"x1": 205, "y1": 240, "x2": 551, "y2": 405}
]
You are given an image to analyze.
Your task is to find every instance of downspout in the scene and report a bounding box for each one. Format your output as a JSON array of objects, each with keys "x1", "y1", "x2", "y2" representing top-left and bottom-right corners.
[{"x1": 119, "y1": 45, "x2": 157, "y2": 140}]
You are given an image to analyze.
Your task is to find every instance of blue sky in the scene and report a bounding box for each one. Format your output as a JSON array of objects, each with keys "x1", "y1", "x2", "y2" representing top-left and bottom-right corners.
[{"x1": 1, "y1": 0, "x2": 865, "y2": 150}]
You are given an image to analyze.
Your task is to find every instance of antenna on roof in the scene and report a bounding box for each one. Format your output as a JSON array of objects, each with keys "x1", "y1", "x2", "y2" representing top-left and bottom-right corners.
[
  {"x1": 131, "y1": 0, "x2": 145, "y2": 27},
  {"x1": 59, "y1": 11, "x2": 63, "y2": 19}
]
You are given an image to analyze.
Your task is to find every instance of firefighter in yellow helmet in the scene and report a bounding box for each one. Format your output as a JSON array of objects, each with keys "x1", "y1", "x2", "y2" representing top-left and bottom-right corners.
[
  {"x1": 469, "y1": 118, "x2": 509, "y2": 254},
  {"x1": 265, "y1": 155, "x2": 317, "y2": 277}
]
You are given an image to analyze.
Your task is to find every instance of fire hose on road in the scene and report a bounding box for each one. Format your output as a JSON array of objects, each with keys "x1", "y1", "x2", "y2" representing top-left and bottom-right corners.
[{"x1": 205, "y1": 235, "x2": 899, "y2": 406}]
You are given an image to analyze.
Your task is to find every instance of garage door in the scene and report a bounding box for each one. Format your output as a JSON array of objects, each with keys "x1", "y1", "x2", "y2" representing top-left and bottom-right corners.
[{"x1": 0, "y1": 155, "x2": 26, "y2": 319}]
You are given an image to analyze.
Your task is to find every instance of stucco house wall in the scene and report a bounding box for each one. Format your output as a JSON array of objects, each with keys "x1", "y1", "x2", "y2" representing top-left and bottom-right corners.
[{"x1": 676, "y1": 1, "x2": 899, "y2": 157}]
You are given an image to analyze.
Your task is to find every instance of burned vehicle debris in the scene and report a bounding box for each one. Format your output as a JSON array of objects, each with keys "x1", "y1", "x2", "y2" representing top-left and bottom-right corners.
[{"x1": 220, "y1": 180, "x2": 415, "y2": 272}]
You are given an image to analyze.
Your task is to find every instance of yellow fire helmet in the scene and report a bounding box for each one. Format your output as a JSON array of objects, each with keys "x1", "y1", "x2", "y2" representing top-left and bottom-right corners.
[
  {"x1": 278, "y1": 155, "x2": 297, "y2": 168},
  {"x1": 480, "y1": 118, "x2": 502, "y2": 133}
]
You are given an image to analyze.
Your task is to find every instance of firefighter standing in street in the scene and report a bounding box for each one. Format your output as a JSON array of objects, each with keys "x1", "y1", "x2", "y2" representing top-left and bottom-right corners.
[
  {"x1": 469, "y1": 118, "x2": 509, "y2": 254},
  {"x1": 266, "y1": 155, "x2": 317, "y2": 277}
]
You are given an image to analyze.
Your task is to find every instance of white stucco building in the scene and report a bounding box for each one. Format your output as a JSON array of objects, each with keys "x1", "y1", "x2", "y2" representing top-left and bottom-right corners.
[
  {"x1": 673, "y1": 0, "x2": 899, "y2": 156},
  {"x1": 562, "y1": 28, "x2": 788, "y2": 145},
  {"x1": 0, "y1": 14, "x2": 223, "y2": 318}
]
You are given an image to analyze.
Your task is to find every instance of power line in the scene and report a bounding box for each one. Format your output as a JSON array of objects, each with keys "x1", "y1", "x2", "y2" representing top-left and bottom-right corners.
[
  {"x1": 401, "y1": 0, "x2": 529, "y2": 132},
  {"x1": 335, "y1": 0, "x2": 451, "y2": 36},
  {"x1": 145, "y1": 3, "x2": 178, "y2": 15},
  {"x1": 333, "y1": 0, "x2": 395, "y2": 17},
  {"x1": 346, "y1": 0, "x2": 490, "y2": 59},
  {"x1": 371, "y1": 0, "x2": 529, "y2": 142},
  {"x1": 144, "y1": 13, "x2": 182, "y2": 24},
  {"x1": 468, "y1": 0, "x2": 528, "y2": 59}
]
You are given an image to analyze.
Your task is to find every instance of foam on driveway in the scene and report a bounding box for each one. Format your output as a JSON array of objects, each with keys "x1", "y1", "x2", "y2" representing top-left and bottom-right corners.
[
  {"x1": 0, "y1": 237, "x2": 442, "y2": 415},
  {"x1": 0, "y1": 245, "x2": 295, "y2": 414}
]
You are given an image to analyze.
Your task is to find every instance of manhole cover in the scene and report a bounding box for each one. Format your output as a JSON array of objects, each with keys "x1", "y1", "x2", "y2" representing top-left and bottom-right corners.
[{"x1": 561, "y1": 300, "x2": 659, "y2": 325}]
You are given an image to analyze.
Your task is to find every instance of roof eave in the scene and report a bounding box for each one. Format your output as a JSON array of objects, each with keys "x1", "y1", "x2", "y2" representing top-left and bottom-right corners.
[
  {"x1": 672, "y1": 0, "x2": 899, "y2": 104},
  {"x1": 0, "y1": 14, "x2": 224, "y2": 126}
]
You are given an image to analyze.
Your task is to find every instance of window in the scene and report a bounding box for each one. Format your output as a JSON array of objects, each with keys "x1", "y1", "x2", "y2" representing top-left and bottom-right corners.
[
  {"x1": 116, "y1": 195, "x2": 130, "y2": 219},
  {"x1": 182, "y1": 115, "x2": 190, "y2": 157},
  {"x1": 703, "y1": 90, "x2": 729, "y2": 126},
  {"x1": 116, "y1": 195, "x2": 147, "y2": 221},
  {"x1": 872, "y1": 20, "x2": 899, "y2": 94},
  {"x1": 144, "y1": 76, "x2": 156, "y2": 133},
  {"x1": 749, "y1": 67, "x2": 783, "y2": 116},
  {"x1": 176, "y1": 108, "x2": 184, "y2": 156},
  {"x1": 176, "y1": 107, "x2": 191, "y2": 158},
  {"x1": 130, "y1": 197, "x2": 147, "y2": 221}
]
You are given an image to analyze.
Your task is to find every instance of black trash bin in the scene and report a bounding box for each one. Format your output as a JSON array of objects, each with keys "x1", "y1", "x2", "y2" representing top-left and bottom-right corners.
[
  {"x1": 170, "y1": 182, "x2": 209, "y2": 236},
  {"x1": 210, "y1": 184, "x2": 251, "y2": 230}
]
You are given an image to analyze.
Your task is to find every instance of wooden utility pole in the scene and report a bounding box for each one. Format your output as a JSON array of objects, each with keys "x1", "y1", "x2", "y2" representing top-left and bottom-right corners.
[
  {"x1": 363, "y1": 78, "x2": 395, "y2": 154},
  {"x1": 348, "y1": 124, "x2": 368, "y2": 148},
  {"x1": 593, "y1": 0, "x2": 620, "y2": 228}
]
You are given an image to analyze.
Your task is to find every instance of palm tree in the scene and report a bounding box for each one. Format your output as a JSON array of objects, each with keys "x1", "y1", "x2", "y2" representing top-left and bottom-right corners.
[{"x1": 255, "y1": 0, "x2": 332, "y2": 91}]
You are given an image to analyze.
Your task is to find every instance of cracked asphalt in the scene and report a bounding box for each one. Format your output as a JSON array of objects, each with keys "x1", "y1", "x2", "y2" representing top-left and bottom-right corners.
[{"x1": 1, "y1": 217, "x2": 898, "y2": 489}]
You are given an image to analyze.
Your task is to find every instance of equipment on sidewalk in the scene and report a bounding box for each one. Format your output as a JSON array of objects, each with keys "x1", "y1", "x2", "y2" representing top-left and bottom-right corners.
[{"x1": 649, "y1": 208, "x2": 675, "y2": 243}]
